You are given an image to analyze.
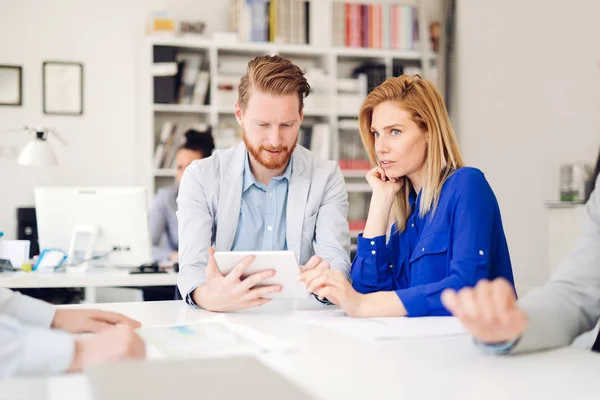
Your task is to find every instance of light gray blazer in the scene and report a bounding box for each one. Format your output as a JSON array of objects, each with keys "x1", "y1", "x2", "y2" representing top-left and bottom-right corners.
[
  {"x1": 513, "y1": 174, "x2": 600, "y2": 353},
  {"x1": 0, "y1": 288, "x2": 73, "y2": 377},
  {"x1": 176, "y1": 143, "x2": 351, "y2": 299}
]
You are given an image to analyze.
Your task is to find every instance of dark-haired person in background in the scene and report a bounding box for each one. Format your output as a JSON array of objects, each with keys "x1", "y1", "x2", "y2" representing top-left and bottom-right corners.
[{"x1": 150, "y1": 128, "x2": 215, "y2": 264}]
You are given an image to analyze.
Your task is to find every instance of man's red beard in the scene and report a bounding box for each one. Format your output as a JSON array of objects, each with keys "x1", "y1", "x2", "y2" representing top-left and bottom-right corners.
[{"x1": 243, "y1": 130, "x2": 297, "y2": 170}]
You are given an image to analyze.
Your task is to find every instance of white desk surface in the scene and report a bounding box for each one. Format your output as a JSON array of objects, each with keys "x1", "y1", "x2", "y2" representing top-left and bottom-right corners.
[
  {"x1": 0, "y1": 269, "x2": 177, "y2": 288},
  {"x1": 27, "y1": 300, "x2": 600, "y2": 400}
]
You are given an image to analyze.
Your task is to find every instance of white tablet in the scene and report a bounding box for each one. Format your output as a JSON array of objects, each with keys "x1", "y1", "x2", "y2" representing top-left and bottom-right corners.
[{"x1": 213, "y1": 250, "x2": 309, "y2": 299}]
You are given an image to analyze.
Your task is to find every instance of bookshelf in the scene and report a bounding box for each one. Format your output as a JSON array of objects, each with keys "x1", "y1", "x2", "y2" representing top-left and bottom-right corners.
[{"x1": 142, "y1": 0, "x2": 442, "y2": 247}]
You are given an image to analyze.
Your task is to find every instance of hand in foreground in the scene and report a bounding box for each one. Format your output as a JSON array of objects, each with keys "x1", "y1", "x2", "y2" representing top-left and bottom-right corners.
[
  {"x1": 441, "y1": 278, "x2": 527, "y2": 344},
  {"x1": 52, "y1": 309, "x2": 141, "y2": 334},
  {"x1": 193, "y1": 248, "x2": 282, "y2": 312},
  {"x1": 68, "y1": 325, "x2": 146, "y2": 372},
  {"x1": 310, "y1": 269, "x2": 365, "y2": 317}
]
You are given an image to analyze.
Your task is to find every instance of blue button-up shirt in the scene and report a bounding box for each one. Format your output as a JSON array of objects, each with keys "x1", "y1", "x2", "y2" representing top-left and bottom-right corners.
[
  {"x1": 231, "y1": 151, "x2": 292, "y2": 252},
  {"x1": 351, "y1": 167, "x2": 515, "y2": 317}
]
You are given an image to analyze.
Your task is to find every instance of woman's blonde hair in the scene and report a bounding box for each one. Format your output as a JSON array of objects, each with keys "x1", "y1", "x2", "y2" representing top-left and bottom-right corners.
[{"x1": 358, "y1": 74, "x2": 464, "y2": 232}]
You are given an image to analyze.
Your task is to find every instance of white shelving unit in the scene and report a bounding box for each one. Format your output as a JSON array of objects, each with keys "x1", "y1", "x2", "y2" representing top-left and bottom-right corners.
[{"x1": 141, "y1": 0, "x2": 441, "y2": 235}]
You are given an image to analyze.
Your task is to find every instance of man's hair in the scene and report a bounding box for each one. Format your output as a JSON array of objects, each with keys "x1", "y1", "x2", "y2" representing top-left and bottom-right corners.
[{"x1": 238, "y1": 55, "x2": 310, "y2": 112}]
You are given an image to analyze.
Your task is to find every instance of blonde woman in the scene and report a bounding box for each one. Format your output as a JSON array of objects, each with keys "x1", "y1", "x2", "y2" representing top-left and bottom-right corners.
[{"x1": 306, "y1": 75, "x2": 515, "y2": 317}]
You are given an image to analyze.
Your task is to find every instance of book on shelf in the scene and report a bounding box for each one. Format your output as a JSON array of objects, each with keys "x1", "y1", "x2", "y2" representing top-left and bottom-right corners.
[
  {"x1": 337, "y1": 73, "x2": 367, "y2": 114},
  {"x1": 297, "y1": 123, "x2": 330, "y2": 160},
  {"x1": 177, "y1": 52, "x2": 203, "y2": 104},
  {"x1": 155, "y1": 122, "x2": 215, "y2": 169},
  {"x1": 309, "y1": 123, "x2": 331, "y2": 160},
  {"x1": 337, "y1": 3, "x2": 419, "y2": 50},
  {"x1": 338, "y1": 159, "x2": 371, "y2": 171},
  {"x1": 348, "y1": 191, "x2": 370, "y2": 232},
  {"x1": 191, "y1": 58, "x2": 210, "y2": 106},
  {"x1": 153, "y1": 46, "x2": 210, "y2": 106},
  {"x1": 217, "y1": 75, "x2": 241, "y2": 109},
  {"x1": 230, "y1": 0, "x2": 324, "y2": 45},
  {"x1": 163, "y1": 125, "x2": 186, "y2": 169},
  {"x1": 154, "y1": 121, "x2": 177, "y2": 168},
  {"x1": 348, "y1": 220, "x2": 367, "y2": 232}
]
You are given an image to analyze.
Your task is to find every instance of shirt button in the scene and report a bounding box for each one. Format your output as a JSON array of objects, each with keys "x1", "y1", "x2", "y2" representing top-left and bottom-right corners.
[
  {"x1": 411, "y1": 223, "x2": 415, "y2": 228},
  {"x1": 267, "y1": 226, "x2": 273, "y2": 231},
  {"x1": 421, "y1": 247, "x2": 425, "y2": 252},
  {"x1": 371, "y1": 250, "x2": 376, "y2": 255},
  {"x1": 370, "y1": 241, "x2": 375, "y2": 246},
  {"x1": 479, "y1": 250, "x2": 484, "y2": 256},
  {"x1": 268, "y1": 192, "x2": 273, "y2": 197}
]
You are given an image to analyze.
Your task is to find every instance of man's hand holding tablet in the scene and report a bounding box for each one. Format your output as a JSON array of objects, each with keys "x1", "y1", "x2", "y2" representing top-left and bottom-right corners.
[{"x1": 191, "y1": 248, "x2": 283, "y2": 312}]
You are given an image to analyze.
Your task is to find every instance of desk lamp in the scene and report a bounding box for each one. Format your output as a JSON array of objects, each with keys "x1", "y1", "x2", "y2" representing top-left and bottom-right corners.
[{"x1": 0, "y1": 126, "x2": 67, "y2": 166}]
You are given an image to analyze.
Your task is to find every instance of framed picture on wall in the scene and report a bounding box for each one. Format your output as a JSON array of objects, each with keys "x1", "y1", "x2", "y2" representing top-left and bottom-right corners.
[
  {"x1": 43, "y1": 61, "x2": 83, "y2": 115},
  {"x1": 0, "y1": 65, "x2": 23, "y2": 106}
]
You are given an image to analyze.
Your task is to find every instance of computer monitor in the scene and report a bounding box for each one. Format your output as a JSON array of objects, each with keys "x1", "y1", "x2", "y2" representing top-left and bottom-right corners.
[{"x1": 34, "y1": 187, "x2": 152, "y2": 268}]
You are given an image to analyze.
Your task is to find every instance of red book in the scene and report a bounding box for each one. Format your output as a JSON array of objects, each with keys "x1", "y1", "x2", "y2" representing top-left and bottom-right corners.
[{"x1": 345, "y1": 3, "x2": 351, "y2": 47}]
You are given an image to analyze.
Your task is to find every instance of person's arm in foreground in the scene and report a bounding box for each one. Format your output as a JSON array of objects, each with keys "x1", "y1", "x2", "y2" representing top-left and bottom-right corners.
[{"x1": 442, "y1": 175, "x2": 600, "y2": 353}]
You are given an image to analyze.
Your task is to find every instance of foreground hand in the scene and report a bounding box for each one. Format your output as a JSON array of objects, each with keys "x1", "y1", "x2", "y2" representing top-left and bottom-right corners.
[
  {"x1": 68, "y1": 325, "x2": 146, "y2": 372},
  {"x1": 366, "y1": 166, "x2": 404, "y2": 195},
  {"x1": 193, "y1": 248, "x2": 282, "y2": 312},
  {"x1": 297, "y1": 256, "x2": 331, "y2": 292},
  {"x1": 311, "y1": 270, "x2": 364, "y2": 317},
  {"x1": 441, "y1": 278, "x2": 527, "y2": 344},
  {"x1": 52, "y1": 309, "x2": 141, "y2": 334}
]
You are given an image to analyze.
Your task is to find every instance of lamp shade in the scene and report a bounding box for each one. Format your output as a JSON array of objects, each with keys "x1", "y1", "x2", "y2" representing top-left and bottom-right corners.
[{"x1": 17, "y1": 138, "x2": 58, "y2": 166}]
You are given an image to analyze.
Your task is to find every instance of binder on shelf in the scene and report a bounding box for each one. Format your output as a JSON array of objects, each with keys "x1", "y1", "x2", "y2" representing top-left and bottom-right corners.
[
  {"x1": 192, "y1": 58, "x2": 210, "y2": 105},
  {"x1": 309, "y1": 123, "x2": 330, "y2": 160},
  {"x1": 153, "y1": 46, "x2": 179, "y2": 104},
  {"x1": 154, "y1": 122, "x2": 177, "y2": 168},
  {"x1": 163, "y1": 126, "x2": 185, "y2": 169},
  {"x1": 177, "y1": 53, "x2": 203, "y2": 104}
]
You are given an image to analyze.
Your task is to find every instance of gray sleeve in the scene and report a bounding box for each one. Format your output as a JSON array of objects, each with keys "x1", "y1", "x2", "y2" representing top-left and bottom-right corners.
[
  {"x1": 512, "y1": 174, "x2": 600, "y2": 354},
  {"x1": 0, "y1": 287, "x2": 56, "y2": 327},
  {"x1": 176, "y1": 164, "x2": 214, "y2": 302},
  {"x1": 0, "y1": 315, "x2": 75, "y2": 377},
  {"x1": 149, "y1": 188, "x2": 173, "y2": 263},
  {"x1": 313, "y1": 164, "x2": 351, "y2": 278}
]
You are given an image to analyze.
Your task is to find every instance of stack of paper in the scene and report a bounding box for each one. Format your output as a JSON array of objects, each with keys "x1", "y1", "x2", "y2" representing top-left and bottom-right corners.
[
  {"x1": 138, "y1": 315, "x2": 291, "y2": 359},
  {"x1": 292, "y1": 309, "x2": 467, "y2": 341}
]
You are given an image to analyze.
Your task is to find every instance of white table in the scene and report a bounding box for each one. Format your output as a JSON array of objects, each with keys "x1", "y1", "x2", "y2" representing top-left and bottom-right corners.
[
  {"x1": 20, "y1": 300, "x2": 600, "y2": 400},
  {"x1": 0, "y1": 269, "x2": 177, "y2": 303}
]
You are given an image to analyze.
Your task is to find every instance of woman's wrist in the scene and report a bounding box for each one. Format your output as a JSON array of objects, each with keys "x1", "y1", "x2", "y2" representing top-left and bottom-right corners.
[{"x1": 363, "y1": 192, "x2": 395, "y2": 238}]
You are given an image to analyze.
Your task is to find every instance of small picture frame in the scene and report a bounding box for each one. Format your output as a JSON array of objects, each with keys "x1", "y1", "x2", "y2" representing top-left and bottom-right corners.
[
  {"x1": 43, "y1": 61, "x2": 84, "y2": 115},
  {"x1": 0, "y1": 65, "x2": 23, "y2": 106}
]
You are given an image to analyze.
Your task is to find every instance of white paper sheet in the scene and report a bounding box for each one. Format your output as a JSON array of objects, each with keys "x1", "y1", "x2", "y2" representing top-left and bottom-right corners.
[
  {"x1": 138, "y1": 315, "x2": 291, "y2": 359},
  {"x1": 0, "y1": 240, "x2": 30, "y2": 269},
  {"x1": 292, "y1": 309, "x2": 467, "y2": 341}
]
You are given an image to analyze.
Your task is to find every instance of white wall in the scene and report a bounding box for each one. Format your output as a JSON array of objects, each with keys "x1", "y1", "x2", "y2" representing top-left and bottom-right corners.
[
  {"x1": 0, "y1": 0, "x2": 229, "y2": 239},
  {"x1": 4, "y1": 0, "x2": 597, "y2": 289},
  {"x1": 453, "y1": 0, "x2": 600, "y2": 286}
]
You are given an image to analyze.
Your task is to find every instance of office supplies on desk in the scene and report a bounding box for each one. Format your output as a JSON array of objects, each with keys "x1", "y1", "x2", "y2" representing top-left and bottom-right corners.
[
  {"x1": 0, "y1": 259, "x2": 17, "y2": 272},
  {"x1": 129, "y1": 262, "x2": 167, "y2": 274},
  {"x1": 33, "y1": 248, "x2": 67, "y2": 272},
  {"x1": 0, "y1": 240, "x2": 30, "y2": 270}
]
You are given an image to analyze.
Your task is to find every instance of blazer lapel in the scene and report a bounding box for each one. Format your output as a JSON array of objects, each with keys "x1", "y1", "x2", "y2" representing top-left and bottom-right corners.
[
  {"x1": 216, "y1": 143, "x2": 245, "y2": 251},
  {"x1": 286, "y1": 152, "x2": 310, "y2": 259}
]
